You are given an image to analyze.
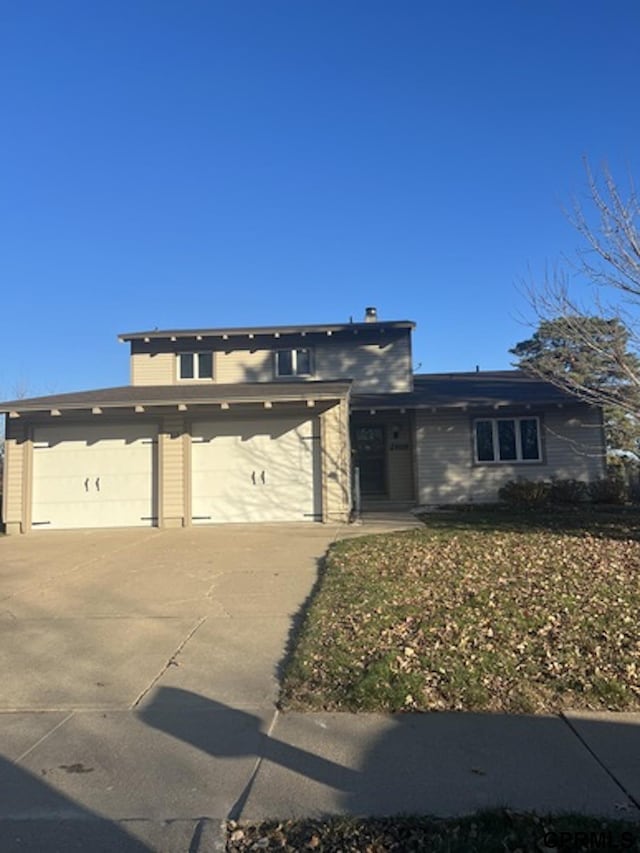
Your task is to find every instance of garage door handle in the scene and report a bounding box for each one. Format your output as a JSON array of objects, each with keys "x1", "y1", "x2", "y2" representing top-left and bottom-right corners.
[
  {"x1": 261, "y1": 470, "x2": 266, "y2": 484},
  {"x1": 251, "y1": 471, "x2": 256, "y2": 485},
  {"x1": 95, "y1": 477, "x2": 100, "y2": 492}
]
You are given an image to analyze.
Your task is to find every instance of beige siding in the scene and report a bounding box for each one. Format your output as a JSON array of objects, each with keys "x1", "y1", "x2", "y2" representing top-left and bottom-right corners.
[
  {"x1": 159, "y1": 414, "x2": 186, "y2": 526},
  {"x1": 320, "y1": 399, "x2": 351, "y2": 522},
  {"x1": 130, "y1": 349, "x2": 273, "y2": 385},
  {"x1": 2, "y1": 420, "x2": 26, "y2": 534},
  {"x1": 416, "y1": 406, "x2": 606, "y2": 505},
  {"x1": 131, "y1": 351, "x2": 176, "y2": 385},
  {"x1": 313, "y1": 336, "x2": 412, "y2": 392},
  {"x1": 215, "y1": 350, "x2": 272, "y2": 383},
  {"x1": 386, "y1": 417, "x2": 414, "y2": 501},
  {"x1": 129, "y1": 331, "x2": 412, "y2": 392}
]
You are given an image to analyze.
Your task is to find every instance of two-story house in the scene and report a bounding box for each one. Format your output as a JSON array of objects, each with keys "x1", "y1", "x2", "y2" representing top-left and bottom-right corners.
[{"x1": 0, "y1": 308, "x2": 606, "y2": 533}]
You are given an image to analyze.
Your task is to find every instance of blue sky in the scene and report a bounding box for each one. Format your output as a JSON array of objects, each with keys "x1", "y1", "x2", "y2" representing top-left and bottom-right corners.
[{"x1": 1, "y1": 1, "x2": 639, "y2": 396}]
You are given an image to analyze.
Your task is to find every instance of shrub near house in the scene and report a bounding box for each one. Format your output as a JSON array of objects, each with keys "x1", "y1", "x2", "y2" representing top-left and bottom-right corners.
[{"x1": 498, "y1": 474, "x2": 632, "y2": 508}]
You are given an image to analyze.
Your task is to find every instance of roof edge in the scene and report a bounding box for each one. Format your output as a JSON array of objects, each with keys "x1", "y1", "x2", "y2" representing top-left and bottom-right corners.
[
  {"x1": 0, "y1": 380, "x2": 353, "y2": 413},
  {"x1": 118, "y1": 320, "x2": 416, "y2": 342}
]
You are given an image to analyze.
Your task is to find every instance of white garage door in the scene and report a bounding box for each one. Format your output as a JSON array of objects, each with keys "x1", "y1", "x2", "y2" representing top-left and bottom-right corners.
[
  {"x1": 191, "y1": 416, "x2": 320, "y2": 523},
  {"x1": 32, "y1": 423, "x2": 156, "y2": 530}
]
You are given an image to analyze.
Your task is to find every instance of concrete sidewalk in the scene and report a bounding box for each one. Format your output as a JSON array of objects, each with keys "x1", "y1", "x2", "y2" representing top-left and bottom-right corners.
[
  {"x1": 242, "y1": 708, "x2": 640, "y2": 819},
  {"x1": 2, "y1": 699, "x2": 639, "y2": 851}
]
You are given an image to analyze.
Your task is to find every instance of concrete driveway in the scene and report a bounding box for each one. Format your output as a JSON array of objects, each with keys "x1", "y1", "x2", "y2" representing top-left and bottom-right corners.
[
  {"x1": 0, "y1": 524, "x2": 346, "y2": 713},
  {"x1": 0, "y1": 523, "x2": 352, "y2": 850}
]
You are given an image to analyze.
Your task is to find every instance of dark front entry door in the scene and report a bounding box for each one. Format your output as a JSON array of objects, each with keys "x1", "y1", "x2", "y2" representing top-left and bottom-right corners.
[{"x1": 353, "y1": 425, "x2": 386, "y2": 495}]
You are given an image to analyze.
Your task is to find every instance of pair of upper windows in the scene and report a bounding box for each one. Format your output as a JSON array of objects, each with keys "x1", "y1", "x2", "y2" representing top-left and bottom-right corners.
[{"x1": 176, "y1": 348, "x2": 312, "y2": 381}]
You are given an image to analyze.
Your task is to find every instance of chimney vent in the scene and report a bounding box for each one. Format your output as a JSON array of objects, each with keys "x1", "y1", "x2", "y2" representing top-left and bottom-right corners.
[{"x1": 364, "y1": 306, "x2": 378, "y2": 323}]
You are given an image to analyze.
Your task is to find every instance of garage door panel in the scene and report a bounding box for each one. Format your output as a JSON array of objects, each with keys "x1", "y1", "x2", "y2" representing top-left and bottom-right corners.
[
  {"x1": 32, "y1": 500, "x2": 153, "y2": 529},
  {"x1": 32, "y1": 424, "x2": 157, "y2": 530},
  {"x1": 191, "y1": 417, "x2": 319, "y2": 524}
]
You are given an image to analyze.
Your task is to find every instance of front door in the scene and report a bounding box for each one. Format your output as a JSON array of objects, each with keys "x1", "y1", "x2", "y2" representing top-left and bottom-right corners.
[{"x1": 352, "y1": 425, "x2": 386, "y2": 495}]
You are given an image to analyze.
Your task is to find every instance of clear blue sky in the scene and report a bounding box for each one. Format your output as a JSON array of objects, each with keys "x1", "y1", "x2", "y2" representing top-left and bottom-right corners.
[{"x1": 2, "y1": 1, "x2": 639, "y2": 396}]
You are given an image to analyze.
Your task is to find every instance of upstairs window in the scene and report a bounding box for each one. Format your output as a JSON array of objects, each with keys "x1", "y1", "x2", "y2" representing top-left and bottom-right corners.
[
  {"x1": 275, "y1": 348, "x2": 312, "y2": 377},
  {"x1": 474, "y1": 417, "x2": 541, "y2": 463},
  {"x1": 178, "y1": 352, "x2": 214, "y2": 380}
]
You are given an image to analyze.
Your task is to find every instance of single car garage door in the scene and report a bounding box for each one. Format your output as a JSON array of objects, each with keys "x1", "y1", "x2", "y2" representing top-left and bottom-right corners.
[
  {"x1": 191, "y1": 415, "x2": 320, "y2": 523},
  {"x1": 31, "y1": 423, "x2": 157, "y2": 530}
]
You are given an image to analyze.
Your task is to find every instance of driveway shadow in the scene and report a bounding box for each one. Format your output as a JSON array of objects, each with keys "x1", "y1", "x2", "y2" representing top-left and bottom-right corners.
[
  {"x1": 138, "y1": 687, "x2": 640, "y2": 820},
  {"x1": 138, "y1": 687, "x2": 358, "y2": 819},
  {"x1": 0, "y1": 757, "x2": 151, "y2": 852}
]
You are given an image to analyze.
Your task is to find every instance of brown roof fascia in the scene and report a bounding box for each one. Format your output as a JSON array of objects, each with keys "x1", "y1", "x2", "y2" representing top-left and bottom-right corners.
[
  {"x1": 0, "y1": 381, "x2": 352, "y2": 414},
  {"x1": 118, "y1": 320, "x2": 415, "y2": 342}
]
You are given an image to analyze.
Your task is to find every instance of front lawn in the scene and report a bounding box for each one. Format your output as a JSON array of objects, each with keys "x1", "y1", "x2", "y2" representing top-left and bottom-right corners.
[{"x1": 280, "y1": 511, "x2": 640, "y2": 713}]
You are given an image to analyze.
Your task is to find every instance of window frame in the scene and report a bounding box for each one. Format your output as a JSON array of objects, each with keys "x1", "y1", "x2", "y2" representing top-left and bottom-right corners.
[
  {"x1": 274, "y1": 347, "x2": 313, "y2": 378},
  {"x1": 473, "y1": 416, "x2": 542, "y2": 464},
  {"x1": 177, "y1": 351, "x2": 215, "y2": 381}
]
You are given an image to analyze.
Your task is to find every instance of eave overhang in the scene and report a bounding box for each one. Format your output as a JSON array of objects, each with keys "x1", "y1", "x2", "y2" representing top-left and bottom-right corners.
[
  {"x1": 118, "y1": 321, "x2": 415, "y2": 344},
  {"x1": 0, "y1": 380, "x2": 352, "y2": 417}
]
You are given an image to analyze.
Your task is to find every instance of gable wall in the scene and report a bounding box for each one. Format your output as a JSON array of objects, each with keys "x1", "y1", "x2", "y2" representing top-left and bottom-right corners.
[
  {"x1": 415, "y1": 404, "x2": 606, "y2": 505},
  {"x1": 129, "y1": 331, "x2": 412, "y2": 393}
]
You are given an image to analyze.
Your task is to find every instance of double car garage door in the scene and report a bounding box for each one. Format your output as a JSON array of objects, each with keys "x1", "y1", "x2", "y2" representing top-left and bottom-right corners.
[{"x1": 31, "y1": 416, "x2": 318, "y2": 530}]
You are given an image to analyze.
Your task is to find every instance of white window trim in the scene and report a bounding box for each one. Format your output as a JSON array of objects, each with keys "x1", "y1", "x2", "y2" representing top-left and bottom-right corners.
[
  {"x1": 474, "y1": 416, "x2": 541, "y2": 464},
  {"x1": 274, "y1": 348, "x2": 312, "y2": 378},
  {"x1": 177, "y1": 352, "x2": 215, "y2": 381}
]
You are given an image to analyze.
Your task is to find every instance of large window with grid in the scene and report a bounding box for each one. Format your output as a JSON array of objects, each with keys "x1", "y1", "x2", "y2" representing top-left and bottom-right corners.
[{"x1": 474, "y1": 417, "x2": 541, "y2": 463}]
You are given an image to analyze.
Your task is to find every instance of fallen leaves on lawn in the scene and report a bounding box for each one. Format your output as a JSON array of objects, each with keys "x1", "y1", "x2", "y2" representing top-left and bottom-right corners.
[{"x1": 281, "y1": 523, "x2": 640, "y2": 713}]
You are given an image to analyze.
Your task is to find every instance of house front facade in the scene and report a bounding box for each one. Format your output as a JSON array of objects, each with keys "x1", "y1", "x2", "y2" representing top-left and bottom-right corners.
[{"x1": 0, "y1": 309, "x2": 606, "y2": 534}]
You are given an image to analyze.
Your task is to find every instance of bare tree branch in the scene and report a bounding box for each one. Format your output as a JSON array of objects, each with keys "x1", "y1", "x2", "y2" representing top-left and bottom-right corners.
[
  {"x1": 514, "y1": 162, "x2": 640, "y2": 437},
  {"x1": 569, "y1": 159, "x2": 640, "y2": 297}
]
